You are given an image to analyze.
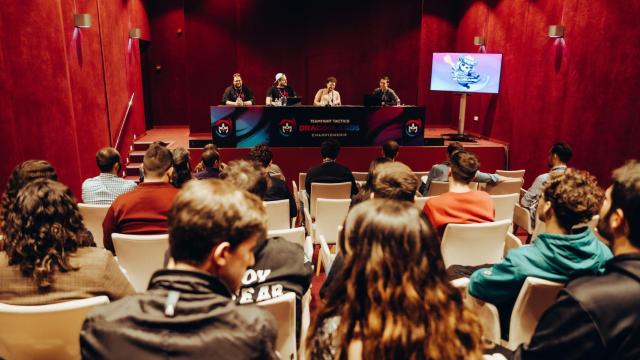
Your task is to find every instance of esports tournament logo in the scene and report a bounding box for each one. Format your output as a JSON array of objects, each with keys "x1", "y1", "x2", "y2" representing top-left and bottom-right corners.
[
  {"x1": 279, "y1": 119, "x2": 296, "y2": 137},
  {"x1": 405, "y1": 120, "x2": 421, "y2": 137},
  {"x1": 214, "y1": 119, "x2": 232, "y2": 138}
]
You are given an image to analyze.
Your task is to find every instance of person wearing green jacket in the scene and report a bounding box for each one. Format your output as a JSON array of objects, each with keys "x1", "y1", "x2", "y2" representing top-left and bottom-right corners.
[{"x1": 468, "y1": 168, "x2": 613, "y2": 338}]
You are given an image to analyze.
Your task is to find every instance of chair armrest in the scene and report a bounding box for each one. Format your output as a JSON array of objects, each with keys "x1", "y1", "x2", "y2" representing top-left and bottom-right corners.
[
  {"x1": 513, "y1": 204, "x2": 533, "y2": 234},
  {"x1": 451, "y1": 277, "x2": 470, "y2": 290},
  {"x1": 504, "y1": 233, "x2": 523, "y2": 256},
  {"x1": 304, "y1": 235, "x2": 314, "y2": 261},
  {"x1": 465, "y1": 295, "x2": 501, "y2": 344}
]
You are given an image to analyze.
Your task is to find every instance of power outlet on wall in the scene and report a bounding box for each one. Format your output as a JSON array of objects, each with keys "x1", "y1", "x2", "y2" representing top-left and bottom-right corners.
[{"x1": 473, "y1": 115, "x2": 479, "y2": 122}]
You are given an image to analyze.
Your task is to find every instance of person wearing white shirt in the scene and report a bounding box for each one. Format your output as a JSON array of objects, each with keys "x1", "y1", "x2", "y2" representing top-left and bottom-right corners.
[
  {"x1": 82, "y1": 147, "x2": 136, "y2": 205},
  {"x1": 313, "y1": 76, "x2": 342, "y2": 106}
]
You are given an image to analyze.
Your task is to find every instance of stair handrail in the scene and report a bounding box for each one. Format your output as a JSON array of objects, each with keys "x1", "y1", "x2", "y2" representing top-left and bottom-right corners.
[{"x1": 114, "y1": 92, "x2": 135, "y2": 150}]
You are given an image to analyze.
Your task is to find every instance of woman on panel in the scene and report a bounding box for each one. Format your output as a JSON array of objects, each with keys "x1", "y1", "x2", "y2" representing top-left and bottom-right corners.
[
  {"x1": 266, "y1": 72, "x2": 297, "y2": 106},
  {"x1": 307, "y1": 199, "x2": 483, "y2": 359},
  {"x1": 313, "y1": 76, "x2": 342, "y2": 106}
]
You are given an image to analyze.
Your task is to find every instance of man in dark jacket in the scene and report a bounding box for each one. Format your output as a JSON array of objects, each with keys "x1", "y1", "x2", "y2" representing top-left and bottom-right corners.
[
  {"x1": 248, "y1": 144, "x2": 297, "y2": 219},
  {"x1": 487, "y1": 160, "x2": 640, "y2": 359},
  {"x1": 305, "y1": 138, "x2": 358, "y2": 200},
  {"x1": 80, "y1": 180, "x2": 277, "y2": 359}
]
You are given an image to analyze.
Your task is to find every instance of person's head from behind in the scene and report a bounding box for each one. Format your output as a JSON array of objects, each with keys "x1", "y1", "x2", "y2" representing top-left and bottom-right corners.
[
  {"x1": 220, "y1": 159, "x2": 268, "y2": 198},
  {"x1": 142, "y1": 142, "x2": 173, "y2": 182},
  {"x1": 168, "y1": 180, "x2": 266, "y2": 292},
  {"x1": 232, "y1": 73, "x2": 243, "y2": 89},
  {"x1": 371, "y1": 162, "x2": 418, "y2": 202},
  {"x1": 170, "y1": 147, "x2": 192, "y2": 188},
  {"x1": 381, "y1": 140, "x2": 399, "y2": 160},
  {"x1": 3, "y1": 179, "x2": 92, "y2": 288},
  {"x1": 538, "y1": 169, "x2": 603, "y2": 232},
  {"x1": 363, "y1": 157, "x2": 392, "y2": 191},
  {"x1": 309, "y1": 199, "x2": 482, "y2": 358},
  {"x1": 320, "y1": 138, "x2": 340, "y2": 160},
  {"x1": 379, "y1": 76, "x2": 390, "y2": 90},
  {"x1": 548, "y1": 142, "x2": 573, "y2": 168},
  {"x1": 201, "y1": 148, "x2": 220, "y2": 169},
  {"x1": 96, "y1": 147, "x2": 121, "y2": 175},
  {"x1": 326, "y1": 76, "x2": 336, "y2": 91},
  {"x1": 247, "y1": 144, "x2": 273, "y2": 169},
  {"x1": 597, "y1": 160, "x2": 640, "y2": 253},
  {"x1": 449, "y1": 150, "x2": 480, "y2": 185},
  {"x1": 446, "y1": 141, "x2": 464, "y2": 161}
]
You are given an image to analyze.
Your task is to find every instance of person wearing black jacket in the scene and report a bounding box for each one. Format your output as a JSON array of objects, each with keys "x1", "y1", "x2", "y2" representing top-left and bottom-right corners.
[
  {"x1": 486, "y1": 160, "x2": 640, "y2": 360},
  {"x1": 248, "y1": 144, "x2": 296, "y2": 219},
  {"x1": 81, "y1": 180, "x2": 277, "y2": 359},
  {"x1": 221, "y1": 73, "x2": 254, "y2": 105},
  {"x1": 305, "y1": 138, "x2": 358, "y2": 201}
]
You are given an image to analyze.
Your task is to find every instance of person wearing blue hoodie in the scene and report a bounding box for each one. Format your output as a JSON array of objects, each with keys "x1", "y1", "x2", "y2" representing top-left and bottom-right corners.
[{"x1": 468, "y1": 169, "x2": 612, "y2": 339}]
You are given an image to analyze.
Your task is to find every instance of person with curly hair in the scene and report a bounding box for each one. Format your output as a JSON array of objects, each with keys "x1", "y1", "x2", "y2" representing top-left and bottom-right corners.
[
  {"x1": 469, "y1": 168, "x2": 613, "y2": 340},
  {"x1": 0, "y1": 179, "x2": 134, "y2": 304},
  {"x1": 169, "y1": 147, "x2": 193, "y2": 188},
  {"x1": 307, "y1": 199, "x2": 484, "y2": 359},
  {"x1": 247, "y1": 145, "x2": 295, "y2": 218}
]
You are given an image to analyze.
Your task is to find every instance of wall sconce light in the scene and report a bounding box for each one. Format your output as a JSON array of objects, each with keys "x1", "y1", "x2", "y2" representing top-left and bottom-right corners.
[
  {"x1": 473, "y1": 36, "x2": 485, "y2": 46},
  {"x1": 129, "y1": 28, "x2": 142, "y2": 39},
  {"x1": 74, "y1": 14, "x2": 92, "y2": 28},
  {"x1": 548, "y1": 25, "x2": 565, "y2": 38}
]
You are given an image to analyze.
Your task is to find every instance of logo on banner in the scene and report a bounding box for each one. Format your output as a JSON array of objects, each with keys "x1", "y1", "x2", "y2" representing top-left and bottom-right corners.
[
  {"x1": 214, "y1": 119, "x2": 232, "y2": 138},
  {"x1": 279, "y1": 119, "x2": 296, "y2": 136},
  {"x1": 405, "y1": 120, "x2": 421, "y2": 137}
]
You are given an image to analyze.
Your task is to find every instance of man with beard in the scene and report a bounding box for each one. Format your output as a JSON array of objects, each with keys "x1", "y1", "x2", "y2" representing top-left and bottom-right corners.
[
  {"x1": 488, "y1": 160, "x2": 640, "y2": 359},
  {"x1": 222, "y1": 73, "x2": 254, "y2": 106}
]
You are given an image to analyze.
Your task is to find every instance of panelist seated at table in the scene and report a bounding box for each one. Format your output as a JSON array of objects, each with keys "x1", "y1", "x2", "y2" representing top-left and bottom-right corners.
[
  {"x1": 221, "y1": 73, "x2": 254, "y2": 106},
  {"x1": 266, "y1": 72, "x2": 297, "y2": 106},
  {"x1": 372, "y1": 75, "x2": 400, "y2": 106},
  {"x1": 313, "y1": 76, "x2": 342, "y2": 107}
]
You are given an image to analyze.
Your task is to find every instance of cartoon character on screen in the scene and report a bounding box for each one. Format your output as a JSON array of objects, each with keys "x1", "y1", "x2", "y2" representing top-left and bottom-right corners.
[{"x1": 444, "y1": 54, "x2": 481, "y2": 88}]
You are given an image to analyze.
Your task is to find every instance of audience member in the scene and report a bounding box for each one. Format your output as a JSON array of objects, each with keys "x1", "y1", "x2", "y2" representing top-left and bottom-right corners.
[
  {"x1": 308, "y1": 199, "x2": 483, "y2": 359},
  {"x1": 102, "y1": 142, "x2": 179, "y2": 254},
  {"x1": 469, "y1": 169, "x2": 612, "y2": 339},
  {"x1": 372, "y1": 76, "x2": 400, "y2": 106},
  {"x1": 248, "y1": 143, "x2": 285, "y2": 179},
  {"x1": 194, "y1": 147, "x2": 221, "y2": 180},
  {"x1": 422, "y1": 142, "x2": 503, "y2": 194},
  {"x1": 313, "y1": 76, "x2": 341, "y2": 106},
  {"x1": 193, "y1": 143, "x2": 226, "y2": 174},
  {"x1": 350, "y1": 156, "x2": 392, "y2": 206},
  {"x1": 423, "y1": 150, "x2": 495, "y2": 234},
  {"x1": 381, "y1": 139, "x2": 399, "y2": 160},
  {"x1": 266, "y1": 73, "x2": 296, "y2": 106},
  {"x1": 247, "y1": 146, "x2": 296, "y2": 218},
  {"x1": 521, "y1": 142, "x2": 572, "y2": 226},
  {"x1": 82, "y1": 147, "x2": 136, "y2": 205},
  {"x1": 81, "y1": 180, "x2": 277, "y2": 359},
  {"x1": 221, "y1": 73, "x2": 254, "y2": 106},
  {"x1": 0, "y1": 179, "x2": 133, "y2": 304},
  {"x1": 169, "y1": 147, "x2": 192, "y2": 188},
  {"x1": 488, "y1": 160, "x2": 640, "y2": 359},
  {"x1": 305, "y1": 138, "x2": 358, "y2": 200}
]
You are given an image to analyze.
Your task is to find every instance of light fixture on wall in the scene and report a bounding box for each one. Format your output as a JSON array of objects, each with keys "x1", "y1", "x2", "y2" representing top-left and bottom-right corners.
[
  {"x1": 548, "y1": 25, "x2": 565, "y2": 38},
  {"x1": 74, "y1": 14, "x2": 92, "y2": 28},
  {"x1": 129, "y1": 28, "x2": 142, "y2": 39},
  {"x1": 473, "y1": 36, "x2": 485, "y2": 46}
]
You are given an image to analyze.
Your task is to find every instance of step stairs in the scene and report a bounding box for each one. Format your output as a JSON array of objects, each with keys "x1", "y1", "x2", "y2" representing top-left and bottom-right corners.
[{"x1": 124, "y1": 140, "x2": 173, "y2": 180}]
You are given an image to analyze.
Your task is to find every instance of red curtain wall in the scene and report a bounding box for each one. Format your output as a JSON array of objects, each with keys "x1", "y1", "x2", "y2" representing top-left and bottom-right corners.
[{"x1": 0, "y1": 0, "x2": 149, "y2": 196}]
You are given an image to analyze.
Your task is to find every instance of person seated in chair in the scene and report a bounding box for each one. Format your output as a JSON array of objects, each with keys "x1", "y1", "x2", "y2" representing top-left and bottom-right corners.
[
  {"x1": 247, "y1": 146, "x2": 296, "y2": 219},
  {"x1": 468, "y1": 169, "x2": 612, "y2": 340},
  {"x1": 82, "y1": 147, "x2": 136, "y2": 205},
  {"x1": 305, "y1": 138, "x2": 358, "y2": 201}
]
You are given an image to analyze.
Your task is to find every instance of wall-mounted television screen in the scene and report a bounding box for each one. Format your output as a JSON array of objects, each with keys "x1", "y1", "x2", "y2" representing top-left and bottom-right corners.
[{"x1": 430, "y1": 53, "x2": 502, "y2": 94}]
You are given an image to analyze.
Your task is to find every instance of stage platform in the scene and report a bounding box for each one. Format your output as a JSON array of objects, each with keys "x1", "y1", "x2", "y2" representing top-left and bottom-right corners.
[{"x1": 137, "y1": 126, "x2": 509, "y2": 186}]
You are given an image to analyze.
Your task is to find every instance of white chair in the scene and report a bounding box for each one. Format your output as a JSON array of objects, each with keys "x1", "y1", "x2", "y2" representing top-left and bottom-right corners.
[
  {"x1": 257, "y1": 292, "x2": 297, "y2": 360},
  {"x1": 496, "y1": 169, "x2": 526, "y2": 179},
  {"x1": 264, "y1": 199, "x2": 291, "y2": 230},
  {"x1": 78, "y1": 203, "x2": 110, "y2": 248},
  {"x1": 314, "y1": 198, "x2": 351, "y2": 245},
  {"x1": 504, "y1": 232, "x2": 523, "y2": 255},
  {"x1": 268, "y1": 227, "x2": 313, "y2": 261},
  {"x1": 491, "y1": 193, "x2": 519, "y2": 223},
  {"x1": 112, "y1": 233, "x2": 169, "y2": 292},
  {"x1": 352, "y1": 171, "x2": 368, "y2": 182},
  {"x1": 298, "y1": 173, "x2": 307, "y2": 192},
  {"x1": 292, "y1": 181, "x2": 301, "y2": 227},
  {"x1": 0, "y1": 296, "x2": 110, "y2": 360},
  {"x1": 309, "y1": 182, "x2": 351, "y2": 219},
  {"x1": 427, "y1": 180, "x2": 450, "y2": 197},
  {"x1": 414, "y1": 196, "x2": 430, "y2": 209},
  {"x1": 299, "y1": 289, "x2": 312, "y2": 359},
  {"x1": 318, "y1": 234, "x2": 336, "y2": 274},
  {"x1": 485, "y1": 179, "x2": 524, "y2": 195},
  {"x1": 440, "y1": 219, "x2": 512, "y2": 267}
]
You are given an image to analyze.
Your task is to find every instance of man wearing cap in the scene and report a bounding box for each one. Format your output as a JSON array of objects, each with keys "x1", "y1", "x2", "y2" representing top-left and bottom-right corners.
[{"x1": 266, "y1": 73, "x2": 296, "y2": 106}]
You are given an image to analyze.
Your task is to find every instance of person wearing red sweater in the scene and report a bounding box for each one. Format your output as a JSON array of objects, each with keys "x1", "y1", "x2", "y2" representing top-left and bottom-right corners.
[
  {"x1": 423, "y1": 150, "x2": 494, "y2": 235},
  {"x1": 102, "y1": 142, "x2": 179, "y2": 254}
]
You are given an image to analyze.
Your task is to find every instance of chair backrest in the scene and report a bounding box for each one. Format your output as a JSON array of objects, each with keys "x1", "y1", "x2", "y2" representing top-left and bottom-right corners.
[
  {"x1": 264, "y1": 199, "x2": 291, "y2": 231},
  {"x1": 310, "y1": 182, "x2": 351, "y2": 219},
  {"x1": 427, "y1": 180, "x2": 449, "y2": 197},
  {"x1": 268, "y1": 227, "x2": 305, "y2": 250},
  {"x1": 0, "y1": 296, "x2": 110, "y2": 360},
  {"x1": 318, "y1": 235, "x2": 336, "y2": 273},
  {"x1": 507, "y1": 277, "x2": 564, "y2": 349},
  {"x1": 314, "y1": 198, "x2": 351, "y2": 244},
  {"x1": 298, "y1": 173, "x2": 307, "y2": 191},
  {"x1": 491, "y1": 193, "x2": 519, "y2": 222},
  {"x1": 485, "y1": 179, "x2": 524, "y2": 195},
  {"x1": 441, "y1": 219, "x2": 512, "y2": 267},
  {"x1": 112, "y1": 233, "x2": 169, "y2": 292},
  {"x1": 496, "y1": 169, "x2": 526, "y2": 179},
  {"x1": 257, "y1": 292, "x2": 297, "y2": 360},
  {"x1": 352, "y1": 171, "x2": 368, "y2": 182},
  {"x1": 292, "y1": 181, "x2": 300, "y2": 213},
  {"x1": 414, "y1": 196, "x2": 430, "y2": 210},
  {"x1": 78, "y1": 203, "x2": 110, "y2": 248}
]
